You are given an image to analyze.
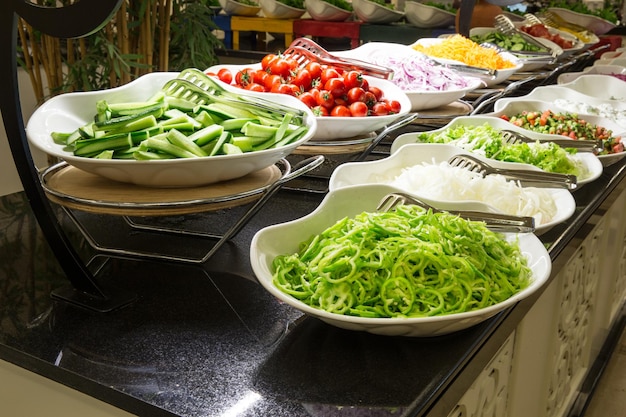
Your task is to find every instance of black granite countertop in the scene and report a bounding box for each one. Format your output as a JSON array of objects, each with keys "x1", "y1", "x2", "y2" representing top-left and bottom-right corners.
[{"x1": 1, "y1": 118, "x2": 625, "y2": 416}]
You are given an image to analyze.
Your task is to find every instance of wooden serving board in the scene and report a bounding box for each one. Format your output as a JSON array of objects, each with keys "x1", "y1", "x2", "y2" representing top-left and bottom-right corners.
[{"x1": 42, "y1": 164, "x2": 282, "y2": 216}]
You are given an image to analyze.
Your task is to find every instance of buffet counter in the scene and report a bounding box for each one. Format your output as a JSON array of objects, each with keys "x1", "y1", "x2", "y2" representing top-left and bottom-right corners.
[{"x1": 0, "y1": 99, "x2": 625, "y2": 417}]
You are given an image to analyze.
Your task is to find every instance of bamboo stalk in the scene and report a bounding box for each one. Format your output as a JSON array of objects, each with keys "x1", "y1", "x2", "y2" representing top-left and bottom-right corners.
[{"x1": 17, "y1": 18, "x2": 44, "y2": 103}]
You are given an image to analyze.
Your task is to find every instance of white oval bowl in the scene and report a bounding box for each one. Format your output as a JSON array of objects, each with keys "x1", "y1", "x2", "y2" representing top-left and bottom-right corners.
[
  {"x1": 26, "y1": 72, "x2": 318, "y2": 187},
  {"x1": 259, "y1": 0, "x2": 306, "y2": 19},
  {"x1": 304, "y1": 0, "x2": 352, "y2": 21},
  {"x1": 547, "y1": 7, "x2": 616, "y2": 35},
  {"x1": 390, "y1": 115, "x2": 603, "y2": 185},
  {"x1": 557, "y1": 64, "x2": 626, "y2": 84},
  {"x1": 333, "y1": 42, "x2": 484, "y2": 111},
  {"x1": 410, "y1": 37, "x2": 523, "y2": 87},
  {"x1": 329, "y1": 143, "x2": 576, "y2": 234},
  {"x1": 404, "y1": 2, "x2": 455, "y2": 29},
  {"x1": 351, "y1": 0, "x2": 404, "y2": 24},
  {"x1": 206, "y1": 62, "x2": 412, "y2": 140},
  {"x1": 250, "y1": 182, "x2": 551, "y2": 337},
  {"x1": 219, "y1": 0, "x2": 261, "y2": 16}
]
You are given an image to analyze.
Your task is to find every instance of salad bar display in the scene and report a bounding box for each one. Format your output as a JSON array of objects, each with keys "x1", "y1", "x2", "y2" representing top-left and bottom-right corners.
[{"x1": 4, "y1": 3, "x2": 626, "y2": 417}]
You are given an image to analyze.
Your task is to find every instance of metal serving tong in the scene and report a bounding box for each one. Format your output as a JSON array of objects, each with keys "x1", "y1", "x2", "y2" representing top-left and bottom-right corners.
[
  {"x1": 494, "y1": 14, "x2": 560, "y2": 58},
  {"x1": 448, "y1": 154, "x2": 578, "y2": 190},
  {"x1": 376, "y1": 192, "x2": 536, "y2": 233},
  {"x1": 500, "y1": 129, "x2": 602, "y2": 153},
  {"x1": 283, "y1": 37, "x2": 394, "y2": 80},
  {"x1": 162, "y1": 68, "x2": 306, "y2": 123}
]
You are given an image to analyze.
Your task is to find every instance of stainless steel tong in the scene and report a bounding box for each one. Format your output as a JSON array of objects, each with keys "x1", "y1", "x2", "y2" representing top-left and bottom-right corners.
[
  {"x1": 494, "y1": 14, "x2": 560, "y2": 58},
  {"x1": 283, "y1": 38, "x2": 394, "y2": 79},
  {"x1": 376, "y1": 192, "x2": 535, "y2": 233},
  {"x1": 448, "y1": 154, "x2": 578, "y2": 190},
  {"x1": 500, "y1": 129, "x2": 602, "y2": 153}
]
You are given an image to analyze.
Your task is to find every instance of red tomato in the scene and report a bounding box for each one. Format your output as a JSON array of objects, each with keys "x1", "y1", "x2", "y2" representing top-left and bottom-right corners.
[
  {"x1": 271, "y1": 83, "x2": 298, "y2": 96},
  {"x1": 346, "y1": 87, "x2": 366, "y2": 104},
  {"x1": 387, "y1": 99, "x2": 401, "y2": 114},
  {"x1": 363, "y1": 91, "x2": 377, "y2": 108},
  {"x1": 292, "y1": 69, "x2": 312, "y2": 90},
  {"x1": 270, "y1": 58, "x2": 292, "y2": 78},
  {"x1": 235, "y1": 68, "x2": 253, "y2": 87},
  {"x1": 324, "y1": 78, "x2": 346, "y2": 99},
  {"x1": 371, "y1": 101, "x2": 390, "y2": 116},
  {"x1": 305, "y1": 61, "x2": 322, "y2": 81},
  {"x1": 368, "y1": 86, "x2": 383, "y2": 101},
  {"x1": 343, "y1": 70, "x2": 364, "y2": 90},
  {"x1": 264, "y1": 74, "x2": 282, "y2": 91},
  {"x1": 298, "y1": 91, "x2": 317, "y2": 108},
  {"x1": 360, "y1": 77, "x2": 369, "y2": 92},
  {"x1": 316, "y1": 89, "x2": 335, "y2": 109},
  {"x1": 330, "y1": 105, "x2": 351, "y2": 117},
  {"x1": 217, "y1": 68, "x2": 233, "y2": 84},
  {"x1": 245, "y1": 83, "x2": 265, "y2": 92},
  {"x1": 253, "y1": 70, "x2": 269, "y2": 86},
  {"x1": 311, "y1": 105, "x2": 329, "y2": 117},
  {"x1": 321, "y1": 67, "x2": 341, "y2": 84},
  {"x1": 261, "y1": 53, "x2": 277, "y2": 71},
  {"x1": 349, "y1": 101, "x2": 369, "y2": 117}
]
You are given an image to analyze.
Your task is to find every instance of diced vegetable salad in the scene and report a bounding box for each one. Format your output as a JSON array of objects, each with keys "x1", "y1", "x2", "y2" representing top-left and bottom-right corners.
[
  {"x1": 415, "y1": 123, "x2": 587, "y2": 177},
  {"x1": 500, "y1": 110, "x2": 624, "y2": 155},
  {"x1": 51, "y1": 69, "x2": 310, "y2": 160},
  {"x1": 272, "y1": 204, "x2": 532, "y2": 318}
]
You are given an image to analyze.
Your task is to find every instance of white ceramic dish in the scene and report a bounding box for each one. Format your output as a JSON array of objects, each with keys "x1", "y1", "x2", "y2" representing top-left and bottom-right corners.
[
  {"x1": 487, "y1": 98, "x2": 625, "y2": 167},
  {"x1": 205, "y1": 62, "x2": 412, "y2": 140},
  {"x1": 593, "y1": 57, "x2": 626, "y2": 67},
  {"x1": 333, "y1": 42, "x2": 484, "y2": 111},
  {"x1": 351, "y1": 0, "x2": 404, "y2": 24},
  {"x1": 390, "y1": 115, "x2": 603, "y2": 185},
  {"x1": 259, "y1": 0, "x2": 306, "y2": 18},
  {"x1": 513, "y1": 22, "x2": 585, "y2": 59},
  {"x1": 219, "y1": 0, "x2": 261, "y2": 16},
  {"x1": 410, "y1": 37, "x2": 524, "y2": 87},
  {"x1": 26, "y1": 72, "x2": 318, "y2": 187},
  {"x1": 548, "y1": 7, "x2": 617, "y2": 35},
  {"x1": 250, "y1": 182, "x2": 551, "y2": 337},
  {"x1": 304, "y1": 0, "x2": 352, "y2": 21},
  {"x1": 328, "y1": 143, "x2": 576, "y2": 234},
  {"x1": 557, "y1": 64, "x2": 626, "y2": 84},
  {"x1": 557, "y1": 74, "x2": 626, "y2": 101},
  {"x1": 404, "y1": 1, "x2": 455, "y2": 29},
  {"x1": 489, "y1": 96, "x2": 626, "y2": 166}
]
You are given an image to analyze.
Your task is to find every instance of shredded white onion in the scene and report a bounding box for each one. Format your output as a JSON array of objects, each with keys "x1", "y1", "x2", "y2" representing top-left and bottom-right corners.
[
  {"x1": 385, "y1": 161, "x2": 558, "y2": 225},
  {"x1": 371, "y1": 54, "x2": 477, "y2": 92}
]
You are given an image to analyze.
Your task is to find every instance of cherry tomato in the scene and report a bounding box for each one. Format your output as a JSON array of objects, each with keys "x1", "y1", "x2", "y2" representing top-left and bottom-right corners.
[
  {"x1": 316, "y1": 89, "x2": 335, "y2": 109},
  {"x1": 261, "y1": 53, "x2": 277, "y2": 71},
  {"x1": 324, "y1": 78, "x2": 346, "y2": 99},
  {"x1": 311, "y1": 105, "x2": 329, "y2": 117},
  {"x1": 371, "y1": 101, "x2": 391, "y2": 116},
  {"x1": 387, "y1": 99, "x2": 401, "y2": 114},
  {"x1": 217, "y1": 68, "x2": 233, "y2": 84},
  {"x1": 368, "y1": 86, "x2": 383, "y2": 102},
  {"x1": 264, "y1": 74, "x2": 282, "y2": 91},
  {"x1": 253, "y1": 70, "x2": 269, "y2": 86},
  {"x1": 321, "y1": 67, "x2": 341, "y2": 84},
  {"x1": 360, "y1": 77, "x2": 369, "y2": 92},
  {"x1": 349, "y1": 101, "x2": 369, "y2": 117},
  {"x1": 343, "y1": 70, "x2": 364, "y2": 90},
  {"x1": 346, "y1": 87, "x2": 366, "y2": 104},
  {"x1": 292, "y1": 69, "x2": 312, "y2": 90},
  {"x1": 298, "y1": 91, "x2": 317, "y2": 108},
  {"x1": 271, "y1": 83, "x2": 298, "y2": 96},
  {"x1": 245, "y1": 83, "x2": 265, "y2": 92},
  {"x1": 235, "y1": 68, "x2": 253, "y2": 87},
  {"x1": 363, "y1": 91, "x2": 377, "y2": 108},
  {"x1": 270, "y1": 58, "x2": 292, "y2": 78},
  {"x1": 330, "y1": 105, "x2": 351, "y2": 117},
  {"x1": 305, "y1": 61, "x2": 322, "y2": 81}
]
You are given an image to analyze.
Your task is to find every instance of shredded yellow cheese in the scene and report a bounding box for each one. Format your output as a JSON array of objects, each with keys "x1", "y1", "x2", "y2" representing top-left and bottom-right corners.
[{"x1": 412, "y1": 34, "x2": 517, "y2": 70}]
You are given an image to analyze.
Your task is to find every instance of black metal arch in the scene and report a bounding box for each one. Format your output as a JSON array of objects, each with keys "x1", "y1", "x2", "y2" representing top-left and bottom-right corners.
[{"x1": 0, "y1": 0, "x2": 134, "y2": 311}]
